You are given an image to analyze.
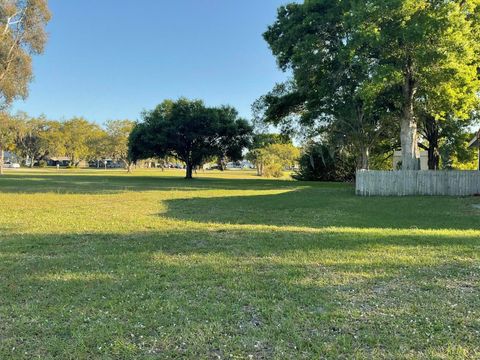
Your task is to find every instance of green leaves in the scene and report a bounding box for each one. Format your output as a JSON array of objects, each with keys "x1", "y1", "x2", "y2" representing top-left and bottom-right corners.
[
  {"x1": 128, "y1": 99, "x2": 253, "y2": 178},
  {"x1": 0, "y1": 0, "x2": 51, "y2": 107},
  {"x1": 262, "y1": 0, "x2": 480, "y2": 169}
]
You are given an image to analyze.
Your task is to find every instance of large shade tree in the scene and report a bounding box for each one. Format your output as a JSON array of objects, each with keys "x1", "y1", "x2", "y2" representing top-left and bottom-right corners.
[
  {"x1": 260, "y1": 0, "x2": 480, "y2": 170},
  {"x1": 258, "y1": 1, "x2": 398, "y2": 170},
  {"x1": 129, "y1": 98, "x2": 253, "y2": 179},
  {"x1": 352, "y1": 0, "x2": 480, "y2": 169},
  {"x1": 0, "y1": 0, "x2": 51, "y2": 108}
]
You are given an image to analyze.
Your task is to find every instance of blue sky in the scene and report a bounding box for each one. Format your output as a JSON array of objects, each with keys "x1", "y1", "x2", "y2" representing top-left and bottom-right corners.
[{"x1": 13, "y1": 0, "x2": 292, "y2": 124}]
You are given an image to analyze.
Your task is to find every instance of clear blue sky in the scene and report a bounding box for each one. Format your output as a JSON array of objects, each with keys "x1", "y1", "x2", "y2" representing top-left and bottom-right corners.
[{"x1": 13, "y1": 0, "x2": 292, "y2": 124}]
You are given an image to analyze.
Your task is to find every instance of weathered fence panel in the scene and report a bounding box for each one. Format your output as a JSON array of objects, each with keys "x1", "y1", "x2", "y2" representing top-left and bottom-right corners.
[{"x1": 356, "y1": 170, "x2": 480, "y2": 196}]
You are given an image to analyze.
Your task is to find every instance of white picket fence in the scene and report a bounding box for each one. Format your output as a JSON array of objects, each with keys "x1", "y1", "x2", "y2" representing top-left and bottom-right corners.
[{"x1": 356, "y1": 170, "x2": 480, "y2": 196}]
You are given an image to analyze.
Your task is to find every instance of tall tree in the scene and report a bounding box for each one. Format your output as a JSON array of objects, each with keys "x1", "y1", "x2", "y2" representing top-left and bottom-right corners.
[
  {"x1": 38, "y1": 120, "x2": 65, "y2": 160},
  {"x1": 353, "y1": 0, "x2": 480, "y2": 169},
  {"x1": 259, "y1": 1, "x2": 396, "y2": 170},
  {"x1": 0, "y1": 0, "x2": 51, "y2": 108},
  {"x1": 86, "y1": 126, "x2": 109, "y2": 168},
  {"x1": 62, "y1": 117, "x2": 101, "y2": 166},
  {"x1": 105, "y1": 119, "x2": 136, "y2": 170},
  {"x1": 128, "y1": 98, "x2": 253, "y2": 179},
  {"x1": 261, "y1": 0, "x2": 480, "y2": 170}
]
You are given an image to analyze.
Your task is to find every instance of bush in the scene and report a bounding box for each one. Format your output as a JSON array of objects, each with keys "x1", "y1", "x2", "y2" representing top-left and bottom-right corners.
[
  {"x1": 250, "y1": 142, "x2": 300, "y2": 178},
  {"x1": 293, "y1": 143, "x2": 355, "y2": 182},
  {"x1": 263, "y1": 163, "x2": 284, "y2": 178},
  {"x1": 38, "y1": 160, "x2": 47, "y2": 168}
]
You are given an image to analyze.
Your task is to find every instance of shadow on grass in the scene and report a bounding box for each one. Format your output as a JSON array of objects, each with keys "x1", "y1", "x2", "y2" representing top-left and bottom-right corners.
[
  {"x1": 1, "y1": 230, "x2": 479, "y2": 358},
  {"x1": 0, "y1": 172, "x2": 308, "y2": 194},
  {"x1": 1, "y1": 227, "x2": 478, "y2": 263},
  {"x1": 162, "y1": 187, "x2": 480, "y2": 230}
]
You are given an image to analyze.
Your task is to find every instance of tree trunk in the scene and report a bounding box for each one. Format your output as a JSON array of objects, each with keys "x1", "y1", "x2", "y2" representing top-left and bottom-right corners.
[
  {"x1": 400, "y1": 66, "x2": 419, "y2": 170},
  {"x1": 185, "y1": 162, "x2": 193, "y2": 179},
  {"x1": 0, "y1": 148, "x2": 4, "y2": 176},
  {"x1": 427, "y1": 147, "x2": 440, "y2": 170},
  {"x1": 256, "y1": 162, "x2": 264, "y2": 176},
  {"x1": 218, "y1": 157, "x2": 226, "y2": 171},
  {"x1": 357, "y1": 146, "x2": 369, "y2": 170},
  {"x1": 423, "y1": 115, "x2": 440, "y2": 170}
]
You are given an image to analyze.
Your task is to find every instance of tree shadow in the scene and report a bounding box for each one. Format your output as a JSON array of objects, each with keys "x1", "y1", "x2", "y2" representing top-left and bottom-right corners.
[
  {"x1": 0, "y1": 172, "x2": 306, "y2": 194},
  {"x1": 1, "y1": 230, "x2": 478, "y2": 357},
  {"x1": 162, "y1": 186, "x2": 480, "y2": 230}
]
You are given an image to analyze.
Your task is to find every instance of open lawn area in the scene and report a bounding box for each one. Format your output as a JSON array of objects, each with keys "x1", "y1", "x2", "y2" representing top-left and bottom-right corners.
[{"x1": 0, "y1": 169, "x2": 479, "y2": 359}]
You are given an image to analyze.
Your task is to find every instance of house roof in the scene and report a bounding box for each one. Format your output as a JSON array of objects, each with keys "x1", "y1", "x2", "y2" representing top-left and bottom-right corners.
[{"x1": 49, "y1": 157, "x2": 71, "y2": 161}]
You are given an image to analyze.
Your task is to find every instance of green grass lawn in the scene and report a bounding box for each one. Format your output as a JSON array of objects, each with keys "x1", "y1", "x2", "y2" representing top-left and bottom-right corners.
[{"x1": 1, "y1": 169, "x2": 479, "y2": 359}]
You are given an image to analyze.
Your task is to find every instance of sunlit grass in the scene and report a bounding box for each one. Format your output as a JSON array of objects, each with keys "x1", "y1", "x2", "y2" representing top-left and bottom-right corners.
[{"x1": 0, "y1": 168, "x2": 479, "y2": 359}]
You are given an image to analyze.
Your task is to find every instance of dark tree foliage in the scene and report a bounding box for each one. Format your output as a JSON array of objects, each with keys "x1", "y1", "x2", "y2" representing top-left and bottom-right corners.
[
  {"x1": 293, "y1": 142, "x2": 356, "y2": 182},
  {"x1": 128, "y1": 98, "x2": 253, "y2": 179},
  {"x1": 214, "y1": 106, "x2": 253, "y2": 170}
]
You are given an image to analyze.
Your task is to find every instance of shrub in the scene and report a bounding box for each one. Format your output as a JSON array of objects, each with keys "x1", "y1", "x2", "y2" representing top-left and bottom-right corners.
[
  {"x1": 293, "y1": 143, "x2": 355, "y2": 182},
  {"x1": 263, "y1": 163, "x2": 284, "y2": 178}
]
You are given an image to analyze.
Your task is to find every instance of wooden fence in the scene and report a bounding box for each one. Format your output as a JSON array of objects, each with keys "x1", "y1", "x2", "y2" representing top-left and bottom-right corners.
[{"x1": 356, "y1": 170, "x2": 480, "y2": 196}]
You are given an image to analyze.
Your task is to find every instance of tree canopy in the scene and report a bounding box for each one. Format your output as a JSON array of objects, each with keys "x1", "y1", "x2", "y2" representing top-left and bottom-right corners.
[
  {"x1": 0, "y1": 0, "x2": 51, "y2": 108},
  {"x1": 259, "y1": 0, "x2": 480, "y2": 171},
  {"x1": 128, "y1": 98, "x2": 253, "y2": 179}
]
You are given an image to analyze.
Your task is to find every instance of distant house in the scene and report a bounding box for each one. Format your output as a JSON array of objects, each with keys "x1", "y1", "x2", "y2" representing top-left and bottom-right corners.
[
  {"x1": 468, "y1": 130, "x2": 480, "y2": 170},
  {"x1": 47, "y1": 157, "x2": 88, "y2": 167},
  {"x1": 3, "y1": 151, "x2": 13, "y2": 162},
  {"x1": 3, "y1": 151, "x2": 20, "y2": 163},
  {"x1": 47, "y1": 157, "x2": 71, "y2": 167}
]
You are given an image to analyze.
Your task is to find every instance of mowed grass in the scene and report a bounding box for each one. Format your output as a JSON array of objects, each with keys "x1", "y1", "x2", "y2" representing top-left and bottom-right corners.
[{"x1": 0, "y1": 169, "x2": 479, "y2": 359}]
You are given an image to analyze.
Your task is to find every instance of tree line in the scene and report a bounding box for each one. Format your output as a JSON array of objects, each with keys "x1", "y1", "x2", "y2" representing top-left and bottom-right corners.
[
  {"x1": 0, "y1": 103, "x2": 301, "y2": 180},
  {"x1": 0, "y1": 113, "x2": 135, "y2": 173}
]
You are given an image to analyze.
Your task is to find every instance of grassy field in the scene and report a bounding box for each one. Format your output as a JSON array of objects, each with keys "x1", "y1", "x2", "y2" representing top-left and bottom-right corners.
[{"x1": 0, "y1": 168, "x2": 479, "y2": 359}]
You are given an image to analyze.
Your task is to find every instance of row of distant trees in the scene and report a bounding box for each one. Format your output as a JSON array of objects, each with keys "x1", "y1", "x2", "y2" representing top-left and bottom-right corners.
[
  {"x1": 0, "y1": 103, "x2": 302, "y2": 179},
  {"x1": 0, "y1": 113, "x2": 134, "y2": 171},
  {"x1": 127, "y1": 98, "x2": 300, "y2": 179}
]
